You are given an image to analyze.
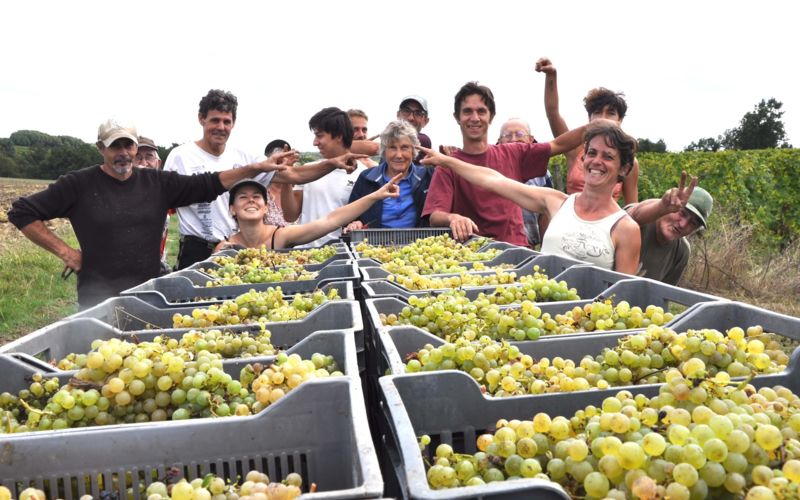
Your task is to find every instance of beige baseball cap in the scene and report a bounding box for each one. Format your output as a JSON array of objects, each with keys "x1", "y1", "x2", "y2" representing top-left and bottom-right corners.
[{"x1": 97, "y1": 119, "x2": 138, "y2": 148}]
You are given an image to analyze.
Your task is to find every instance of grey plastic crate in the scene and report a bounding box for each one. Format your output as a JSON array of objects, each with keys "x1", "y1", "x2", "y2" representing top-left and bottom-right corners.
[
  {"x1": 359, "y1": 249, "x2": 540, "y2": 282},
  {"x1": 349, "y1": 233, "x2": 514, "y2": 257},
  {"x1": 1, "y1": 376, "x2": 382, "y2": 500},
  {"x1": 363, "y1": 297, "x2": 584, "y2": 350},
  {"x1": 209, "y1": 241, "x2": 351, "y2": 260},
  {"x1": 121, "y1": 273, "x2": 356, "y2": 308},
  {"x1": 0, "y1": 329, "x2": 358, "y2": 395},
  {"x1": 594, "y1": 277, "x2": 724, "y2": 318},
  {"x1": 375, "y1": 326, "x2": 642, "y2": 378},
  {"x1": 359, "y1": 252, "x2": 585, "y2": 282},
  {"x1": 361, "y1": 264, "x2": 628, "y2": 302},
  {"x1": 60, "y1": 298, "x2": 366, "y2": 371},
  {"x1": 550, "y1": 265, "x2": 631, "y2": 300},
  {"x1": 377, "y1": 299, "x2": 800, "y2": 377},
  {"x1": 347, "y1": 228, "x2": 453, "y2": 245},
  {"x1": 364, "y1": 277, "x2": 719, "y2": 350},
  {"x1": 669, "y1": 300, "x2": 800, "y2": 339},
  {"x1": 187, "y1": 248, "x2": 353, "y2": 276},
  {"x1": 68, "y1": 296, "x2": 360, "y2": 333},
  {"x1": 378, "y1": 357, "x2": 800, "y2": 500}
]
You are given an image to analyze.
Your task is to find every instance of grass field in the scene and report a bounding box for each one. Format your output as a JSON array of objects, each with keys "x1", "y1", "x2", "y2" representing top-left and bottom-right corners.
[
  {"x1": 0, "y1": 178, "x2": 77, "y2": 342},
  {"x1": 0, "y1": 178, "x2": 180, "y2": 343}
]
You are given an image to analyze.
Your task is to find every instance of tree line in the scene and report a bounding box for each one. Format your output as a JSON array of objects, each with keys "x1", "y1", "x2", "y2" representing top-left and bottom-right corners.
[{"x1": 0, "y1": 98, "x2": 791, "y2": 180}]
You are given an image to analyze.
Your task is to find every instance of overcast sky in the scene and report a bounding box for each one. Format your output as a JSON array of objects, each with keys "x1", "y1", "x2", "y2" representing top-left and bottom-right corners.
[{"x1": 2, "y1": 0, "x2": 797, "y2": 156}]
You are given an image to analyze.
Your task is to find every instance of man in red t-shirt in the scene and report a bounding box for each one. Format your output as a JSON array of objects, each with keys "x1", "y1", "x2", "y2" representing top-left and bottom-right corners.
[{"x1": 422, "y1": 81, "x2": 591, "y2": 245}]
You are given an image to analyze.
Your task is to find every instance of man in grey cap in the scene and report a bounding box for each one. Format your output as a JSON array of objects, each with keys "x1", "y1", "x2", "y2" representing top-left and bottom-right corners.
[
  {"x1": 7, "y1": 119, "x2": 290, "y2": 308},
  {"x1": 625, "y1": 172, "x2": 714, "y2": 285}
]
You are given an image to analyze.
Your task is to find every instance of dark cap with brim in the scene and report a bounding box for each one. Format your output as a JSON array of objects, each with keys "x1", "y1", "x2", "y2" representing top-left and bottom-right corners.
[
  {"x1": 228, "y1": 179, "x2": 267, "y2": 205},
  {"x1": 137, "y1": 136, "x2": 158, "y2": 151}
]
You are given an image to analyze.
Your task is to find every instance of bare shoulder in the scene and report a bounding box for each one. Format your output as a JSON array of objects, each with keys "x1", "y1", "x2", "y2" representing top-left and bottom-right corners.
[{"x1": 615, "y1": 212, "x2": 641, "y2": 236}]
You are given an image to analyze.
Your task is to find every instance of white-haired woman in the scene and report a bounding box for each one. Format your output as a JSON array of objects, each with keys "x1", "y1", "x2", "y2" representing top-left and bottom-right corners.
[{"x1": 345, "y1": 120, "x2": 433, "y2": 230}]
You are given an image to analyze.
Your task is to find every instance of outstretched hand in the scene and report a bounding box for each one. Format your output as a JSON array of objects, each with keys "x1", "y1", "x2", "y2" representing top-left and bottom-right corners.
[
  {"x1": 417, "y1": 146, "x2": 452, "y2": 168},
  {"x1": 331, "y1": 152, "x2": 368, "y2": 173},
  {"x1": 270, "y1": 147, "x2": 299, "y2": 166},
  {"x1": 256, "y1": 154, "x2": 290, "y2": 173},
  {"x1": 661, "y1": 171, "x2": 698, "y2": 213}
]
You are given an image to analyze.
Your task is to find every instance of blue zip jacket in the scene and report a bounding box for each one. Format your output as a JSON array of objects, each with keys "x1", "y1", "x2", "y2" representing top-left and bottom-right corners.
[{"x1": 348, "y1": 161, "x2": 433, "y2": 228}]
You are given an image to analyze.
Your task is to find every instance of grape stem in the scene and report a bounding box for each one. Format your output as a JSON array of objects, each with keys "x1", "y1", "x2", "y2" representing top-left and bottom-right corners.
[
  {"x1": 632, "y1": 366, "x2": 669, "y2": 383},
  {"x1": 113, "y1": 306, "x2": 158, "y2": 330},
  {"x1": 69, "y1": 377, "x2": 103, "y2": 391},
  {"x1": 18, "y1": 398, "x2": 55, "y2": 417}
]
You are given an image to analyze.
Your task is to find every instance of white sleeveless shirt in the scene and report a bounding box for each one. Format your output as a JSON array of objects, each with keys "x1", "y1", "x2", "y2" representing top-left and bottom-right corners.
[{"x1": 541, "y1": 194, "x2": 628, "y2": 270}]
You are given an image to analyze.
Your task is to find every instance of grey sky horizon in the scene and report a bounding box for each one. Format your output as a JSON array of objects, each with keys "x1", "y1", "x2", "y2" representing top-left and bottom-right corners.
[{"x1": 2, "y1": 0, "x2": 797, "y2": 158}]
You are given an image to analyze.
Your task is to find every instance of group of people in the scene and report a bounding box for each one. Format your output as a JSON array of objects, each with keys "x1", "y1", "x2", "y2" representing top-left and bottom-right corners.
[{"x1": 8, "y1": 59, "x2": 714, "y2": 309}]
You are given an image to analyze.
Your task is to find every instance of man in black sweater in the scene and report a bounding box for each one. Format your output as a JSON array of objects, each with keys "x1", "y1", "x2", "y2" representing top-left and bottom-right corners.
[{"x1": 7, "y1": 119, "x2": 292, "y2": 309}]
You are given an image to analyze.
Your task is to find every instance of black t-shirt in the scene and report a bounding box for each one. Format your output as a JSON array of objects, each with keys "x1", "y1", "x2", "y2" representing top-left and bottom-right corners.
[{"x1": 8, "y1": 165, "x2": 224, "y2": 307}]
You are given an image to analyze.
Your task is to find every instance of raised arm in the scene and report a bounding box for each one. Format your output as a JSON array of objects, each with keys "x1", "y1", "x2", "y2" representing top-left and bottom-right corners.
[
  {"x1": 535, "y1": 57, "x2": 569, "y2": 137},
  {"x1": 621, "y1": 158, "x2": 640, "y2": 204},
  {"x1": 272, "y1": 153, "x2": 367, "y2": 184},
  {"x1": 276, "y1": 174, "x2": 401, "y2": 247},
  {"x1": 218, "y1": 158, "x2": 288, "y2": 189},
  {"x1": 419, "y1": 147, "x2": 566, "y2": 217},
  {"x1": 625, "y1": 171, "x2": 697, "y2": 225}
]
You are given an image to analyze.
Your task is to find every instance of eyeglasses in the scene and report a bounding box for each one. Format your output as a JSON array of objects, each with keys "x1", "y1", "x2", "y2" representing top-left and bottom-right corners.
[
  {"x1": 399, "y1": 107, "x2": 427, "y2": 119},
  {"x1": 136, "y1": 151, "x2": 159, "y2": 161},
  {"x1": 500, "y1": 131, "x2": 531, "y2": 141}
]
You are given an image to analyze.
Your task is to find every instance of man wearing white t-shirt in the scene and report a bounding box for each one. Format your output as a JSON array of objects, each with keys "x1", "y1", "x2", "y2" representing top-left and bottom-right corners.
[
  {"x1": 281, "y1": 107, "x2": 368, "y2": 248},
  {"x1": 166, "y1": 90, "x2": 362, "y2": 268}
]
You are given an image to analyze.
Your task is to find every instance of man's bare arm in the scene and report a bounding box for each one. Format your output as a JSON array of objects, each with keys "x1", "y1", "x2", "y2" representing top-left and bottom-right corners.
[{"x1": 20, "y1": 220, "x2": 82, "y2": 272}]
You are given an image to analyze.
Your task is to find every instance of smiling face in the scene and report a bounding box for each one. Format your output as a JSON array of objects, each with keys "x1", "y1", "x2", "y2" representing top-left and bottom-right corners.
[
  {"x1": 455, "y1": 94, "x2": 492, "y2": 144},
  {"x1": 581, "y1": 135, "x2": 628, "y2": 188},
  {"x1": 99, "y1": 138, "x2": 137, "y2": 178},
  {"x1": 383, "y1": 136, "x2": 415, "y2": 177},
  {"x1": 657, "y1": 208, "x2": 702, "y2": 242},
  {"x1": 134, "y1": 148, "x2": 160, "y2": 169},
  {"x1": 229, "y1": 185, "x2": 267, "y2": 223},
  {"x1": 199, "y1": 109, "x2": 234, "y2": 155}
]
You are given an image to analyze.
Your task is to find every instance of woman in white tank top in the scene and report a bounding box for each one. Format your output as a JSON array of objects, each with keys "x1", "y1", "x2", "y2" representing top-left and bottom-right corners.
[{"x1": 420, "y1": 121, "x2": 641, "y2": 274}]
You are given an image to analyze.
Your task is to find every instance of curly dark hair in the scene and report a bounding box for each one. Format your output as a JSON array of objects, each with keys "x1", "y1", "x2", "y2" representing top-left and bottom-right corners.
[
  {"x1": 583, "y1": 122, "x2": 638, "y2": 176},
  {"x1": 583, "y1": 87, "x2": 627, "y2": 120},
  {"x1": 453, "y1": 81, "x2": 496, "y2": 120},
  {"x1": 198, "y1": 89, "x2": 238, "y2": 121}
]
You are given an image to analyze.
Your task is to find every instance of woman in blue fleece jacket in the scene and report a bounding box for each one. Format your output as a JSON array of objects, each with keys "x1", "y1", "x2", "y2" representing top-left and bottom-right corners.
[{"x1": 345, "y1": 120, "x2": 433, "y2": 230}]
